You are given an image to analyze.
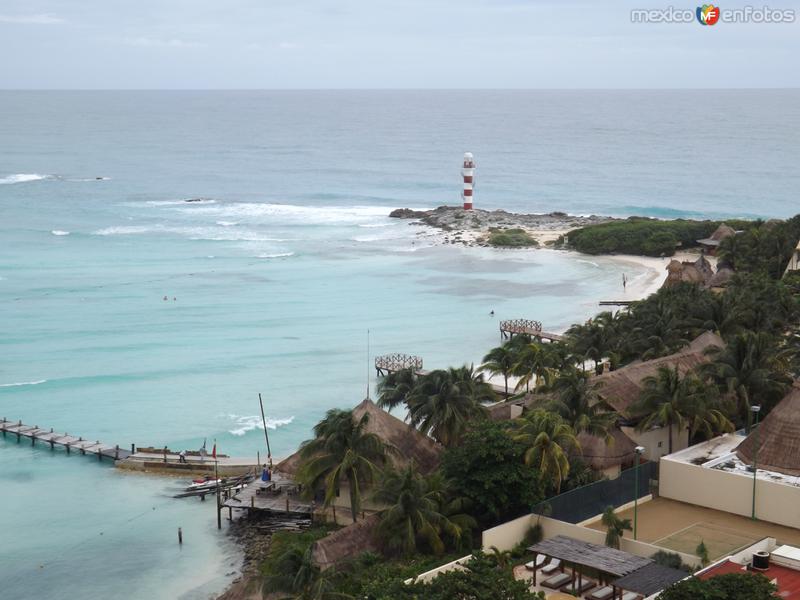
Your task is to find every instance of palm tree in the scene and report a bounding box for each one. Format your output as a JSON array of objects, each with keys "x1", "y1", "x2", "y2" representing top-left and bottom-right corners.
[
  {"x1": 513, "y1": 341, "x2": 559, "y2": 393},
  {"x1": 376, "y1": 367, "x2": 417, "y2": 411},
  {"x1": 481, "y1": 344, "x2": 517, "y2": 396},
  {"x1": 298, "y1": 409, "x2": 390, "y2": 523},
  {"x1": 703, "y1": 331, "x2": 791, "y2": 431},
  {"x1": 406, "y1": 366, "x2": 491, "y2": 447},
  {"x1": 373, "y1": 464, "x2": 474, "y2": 556},
  {"x1": 512, "y1": 409, "x2": 580, "y2": 493},
  {"x1": 601, "y1": 506, "x2": 631, "y2": 549},
  {"x1": 681, "y1": 378, "x2": 735, "y2": 441},
  {"x1": 629, "y1": 365, "x2": 695, "y2": 454},
  {"x1": 547, "y1": 368, "x2": 616, "y2": 441},
  {"x1": 566, "y1": 312, "x2": 617, "y2": 375}
]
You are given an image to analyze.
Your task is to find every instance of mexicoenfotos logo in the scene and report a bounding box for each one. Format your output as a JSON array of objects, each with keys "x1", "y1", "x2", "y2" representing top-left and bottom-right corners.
[
  {"x1": 631, "y1": 5, "x2": 796, "y2": 24},
  {"x1": 697, "y1": 4, "x2": 721, "y2": 24}
]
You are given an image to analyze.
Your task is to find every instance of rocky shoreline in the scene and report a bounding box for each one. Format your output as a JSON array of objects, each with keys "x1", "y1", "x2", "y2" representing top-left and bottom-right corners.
[{"x1": 389, "y1": 206, "x2": 615, "y2": 247}]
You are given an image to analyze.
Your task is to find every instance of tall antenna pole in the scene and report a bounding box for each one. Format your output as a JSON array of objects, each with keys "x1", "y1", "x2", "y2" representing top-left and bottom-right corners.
[
  {"x1": 258, "y1": 393, "x2": 273, "y2": 468},
  {"x1": 366, "y1": 329, "x2": 371, "y2": 400}
]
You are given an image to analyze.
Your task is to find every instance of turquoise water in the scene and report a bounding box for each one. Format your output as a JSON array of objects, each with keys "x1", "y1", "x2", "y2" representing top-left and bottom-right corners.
[{"x1": 1, "y1": 90, "x2": 798, "y2": 599}]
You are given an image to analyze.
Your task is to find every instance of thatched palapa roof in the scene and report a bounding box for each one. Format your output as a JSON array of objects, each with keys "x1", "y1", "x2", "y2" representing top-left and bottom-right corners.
[
  {"x1": 697, "y1": 223, "x2": 736, "y2": 247},
  {"x1": 311, "y1": 513, "x2": 381, "y2": 570},
  {"x1": 574, "y1": 427, "x2": 638, "y2": 470},
  {"x1": 592, "y1": 331, "x2": 724, "y2": 417},
  {"x1": 274, "y1": 398, "x2": 443, "y2": 477},
  {"x1": 736, "y1": 385, "x2": 800, "y2": 477},
  {"x1": 663, "y1": 255, "x2": 714, "y2": 288}
]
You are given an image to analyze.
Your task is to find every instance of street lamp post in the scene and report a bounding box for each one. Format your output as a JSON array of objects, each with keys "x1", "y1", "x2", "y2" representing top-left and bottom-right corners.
[
  {"x1": 751, "y1": 405, "x2": 761, "y2": 521},
  {"x1": 634, "y1": 446, "x2": 645, "y2": 540}
]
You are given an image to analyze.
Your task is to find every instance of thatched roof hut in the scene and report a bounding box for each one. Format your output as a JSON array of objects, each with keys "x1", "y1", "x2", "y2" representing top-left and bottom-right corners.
[
  {"x1": 592, "y1": 331, "x2": 724, "y2": 417},
  {"x1": 697, "y1": 223, "x2": 736, "y2": 248},
  {"x1": 574, "y1": 427, "x2": 638, "y2": 471},
  {"x1": 663, "y1": 255, "x2": 714, "y2": 288},
  {"x1": 736, "y1": 385, "x2": 800, "y2": 476},
  {"x1": 311, "y1": 513, "x2": 381, "y2": 570},
  {"x1": 274, "y1": 398, "x2": 443, "y2": 477},
  {"x1": 708, "y1": 264, "x2": 735, "y2": 289}
]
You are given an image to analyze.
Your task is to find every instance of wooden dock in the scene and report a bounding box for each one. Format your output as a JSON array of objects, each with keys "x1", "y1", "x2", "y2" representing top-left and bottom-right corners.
[
  {"x1": 499, "y1": 319, "x2": 564, "y2": 342},
  {"x1": 0, "y1": 417, "x2": 133, "y2": 461},
  {"x1": 375, "y1": 353, "x2": 424, "y2": 376},
  {"x1": 222, "y1": 475, "x2": 313, "y2": 517}
]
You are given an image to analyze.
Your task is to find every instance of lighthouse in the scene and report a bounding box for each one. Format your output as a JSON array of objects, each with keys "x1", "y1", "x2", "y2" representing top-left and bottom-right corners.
[{"x1": 461, "y1": 152, "x2": 475, "y2": 210}]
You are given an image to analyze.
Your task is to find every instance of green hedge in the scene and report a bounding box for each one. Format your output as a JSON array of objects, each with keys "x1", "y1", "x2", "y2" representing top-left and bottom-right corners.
[
  {"x1": 565, "y1": 218, "x2": 753, "y2": 257},
  {"x1": 486, "y1": 228, "x2": 538, "y2": 248}
]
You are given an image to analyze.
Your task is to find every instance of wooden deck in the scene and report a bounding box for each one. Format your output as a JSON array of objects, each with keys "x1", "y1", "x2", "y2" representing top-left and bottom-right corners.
[
  {"x1": 223, "y1": 475, "x2": 313, "y2": 516},
  {"x1": 500, "y1": 319, "x2": 564, "y2": 342},
  {"x1": 0, "y1": 417, "x2": 133, "y2": 461},
  {"x1": 375, "y1": 353, "x2": 424, "y2": 376}
]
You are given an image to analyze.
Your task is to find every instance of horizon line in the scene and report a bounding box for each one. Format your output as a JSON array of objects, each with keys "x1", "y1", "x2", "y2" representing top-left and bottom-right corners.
[{"x1": 1, "y1": 86, "x2": 799, "y2": 92}]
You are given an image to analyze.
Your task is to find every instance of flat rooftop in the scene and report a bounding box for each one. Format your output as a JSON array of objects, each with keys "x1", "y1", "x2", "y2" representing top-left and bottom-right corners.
[
  {"x1": 587, "y1": 498, "x2": 800, "y2": 562},
  {"x1": 699, "y1": 560, "x2": 800, "y2": 599},
  {"x1": 664, "y1": 433, "x2": 800, "y2": 488}
]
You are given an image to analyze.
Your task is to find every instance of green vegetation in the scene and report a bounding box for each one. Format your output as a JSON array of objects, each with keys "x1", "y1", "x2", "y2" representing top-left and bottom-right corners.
[
  {"x1": 276, "y1": 216, "x2": 800, "y2": 599},
  {"x1": 377, "y1": 366, "x2": 494, "y2": 447},
  {"x1": 441, "y1": 421, "x2": 543, "y2": 525},
  {"x1": 658, "y1": 573, "x2": 779, "y2": 600},
  {"x1": 297, "y1": 408, "x2": 391, "y2": 523},
  {"x1": 564, "y1": 217, "x2": 752, "y2": 257},
  {"x1": 485, "y1": 227, "x2": 538, "y2": 248},
  {"x1": 601, "y1": 506, "x2": 632, "y2": 549},
  {"x1": 373, "y1": 465, "x2": 475, "y2": 556}
]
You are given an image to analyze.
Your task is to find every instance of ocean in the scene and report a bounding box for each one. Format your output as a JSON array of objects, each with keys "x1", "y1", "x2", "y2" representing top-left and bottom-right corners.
[{"x1": 1, "y1": 90, "x2": 798, "y2": 599}]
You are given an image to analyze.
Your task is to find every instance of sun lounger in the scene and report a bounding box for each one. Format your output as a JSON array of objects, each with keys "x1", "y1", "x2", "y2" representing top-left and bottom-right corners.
[
  {"x1": 571, "y1": 579, "x2": 595, "y2": 594},
  {"x1": 540, "y1": 558, "x2": 562, "y2": 575},
  {"x1": 588, "y1": 585, "x2": 614, "y2": 600},
  {"x1": 525, "y1": 555, "x2": 548, "y2": 571},
  {"x1": 541, "y1": 572, "x2": 571, "y2": 589},
  {"x1": 621, "y1": 592, "x2": 640, "y2": 600}
]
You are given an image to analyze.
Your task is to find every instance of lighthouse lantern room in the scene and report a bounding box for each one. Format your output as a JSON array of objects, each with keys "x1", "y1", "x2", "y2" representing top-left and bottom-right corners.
[{"x1": 461, "y1": 152, "x2": 475, "y2": 210}]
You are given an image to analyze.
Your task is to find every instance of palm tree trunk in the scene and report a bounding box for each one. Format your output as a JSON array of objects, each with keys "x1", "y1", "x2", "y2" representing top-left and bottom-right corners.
[
  {"x1": 668, "y1": 423, "x2": 673, "y2": 455},
  {"x1": 504, "y1": 373, "x2": 508, "y2": 396}
]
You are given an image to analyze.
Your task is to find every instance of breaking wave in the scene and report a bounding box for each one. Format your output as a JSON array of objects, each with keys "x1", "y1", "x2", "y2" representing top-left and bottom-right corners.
[
  {"x1": 0, "y1": 173, "x2": 49, "y2": 185},
  {"x1": 51, "y1": 230, "x2": 70, "y2": 236},
  {"x1": 0, "y1": 379, "x2": 47, "y2": 388},
  {"x1": 255, "y1": 252, "x2": 295, "y2": 259},
  {"x1": 227, "y1": 414, "x2": 295, "y2": 436}
]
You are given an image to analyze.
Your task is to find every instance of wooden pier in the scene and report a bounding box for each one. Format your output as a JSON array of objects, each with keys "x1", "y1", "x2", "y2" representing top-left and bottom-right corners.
[
  {"x1": 0, "y1": 417, "x2": 133, "y2": 461},
  {"x1": 375, "y1": 353, "x2": 424, "y2": 376},
  {"x1": 222, "y1": 475, "x2": 313, "y2": 522},
  {"x1": 599, "y1": 300, "x2": 634, "y2": 307},
  {"x1": 499, "y1": 319, "x2": 564, "y2": 342}
]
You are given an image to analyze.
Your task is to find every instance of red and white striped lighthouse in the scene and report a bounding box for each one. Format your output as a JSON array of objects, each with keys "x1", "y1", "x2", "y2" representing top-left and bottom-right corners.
[{"x1": 461, "y1": 152, "x2": 475, "y2": 210}]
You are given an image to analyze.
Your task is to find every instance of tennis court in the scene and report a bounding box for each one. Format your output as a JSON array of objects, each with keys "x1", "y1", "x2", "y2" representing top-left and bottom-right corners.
[{"x1": 653, "y1": 521, "x2": 760, "y2": 560}]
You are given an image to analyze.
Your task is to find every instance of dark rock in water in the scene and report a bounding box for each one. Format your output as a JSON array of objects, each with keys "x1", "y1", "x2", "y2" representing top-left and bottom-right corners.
[
  {"x1": 389, "y1": 208, "x2": 430, "y2": 219},
  {"x1": 184, "y1": 197, "x2": 209, "y2": 203}
]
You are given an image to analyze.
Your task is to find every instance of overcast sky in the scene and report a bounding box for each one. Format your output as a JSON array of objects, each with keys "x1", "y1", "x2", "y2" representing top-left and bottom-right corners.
[{"x1": 1, "y1": 0, "x2": 798, "y2": 89}]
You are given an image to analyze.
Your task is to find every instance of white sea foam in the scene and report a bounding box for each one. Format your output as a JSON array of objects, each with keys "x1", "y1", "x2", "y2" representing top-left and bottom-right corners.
[
  {"x1": 0, "y1": 379, "x2": 47, "y2": 388},
  {"x1": 0, "y1": 173, "x2": 49, "y2": 185},
  {"x1": 51, "y1": 230, "x2": 70, "y2": 236},
  {"x1": 92, "y1": 224, "x2": 283, "y2": 242},
  {"x1": 216, "y1": 221, "x2": 238, "y2": 227},
  {"x1": 146, "y1": 199, "x2": 217, "y2": 206},
  {"x1": 255, "y1": 252, "x2": 295, "y2": 259},
  {"x1": 184, "y1": 202, "x2": 393, "y2": 227},
  {"x1": 227, "y1": 414, "x2": 294, "y2": 436}
]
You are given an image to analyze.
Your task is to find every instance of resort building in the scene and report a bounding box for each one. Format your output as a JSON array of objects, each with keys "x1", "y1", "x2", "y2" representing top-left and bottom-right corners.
[
  {"x1": 697, "y1": 540, "x2": 800, "y2": 599},
  {"x1": 659, "y1": 384, "x2": 800, "y2": 530},
  {"x1": 696, "y1": 223, "x2": 736, "y2": 255},
  {"x1": 275, "y1": 397, "x2": 442, "y2": 523},
  {"x1": 591, "y1": 331, "x2": 724, "y2": 462}
]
